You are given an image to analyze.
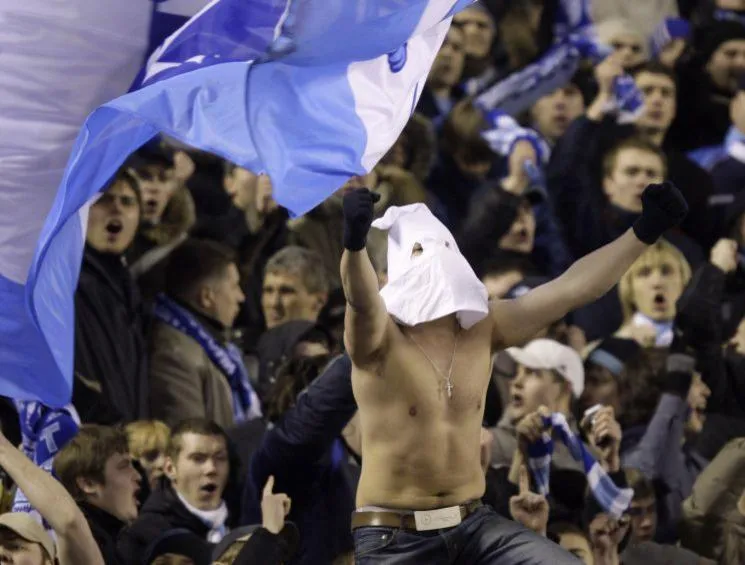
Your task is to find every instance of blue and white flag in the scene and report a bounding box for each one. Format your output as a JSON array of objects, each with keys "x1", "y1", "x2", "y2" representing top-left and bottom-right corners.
[
  {"x1": 527, "y1": 412, "x2": 634, "y2": 519},
  {"x1": 0, "y1": 0, "x2": 469, "y2": 407},
  {"x1": 12, "y1": 401, "x2": 80, "y2": 526},
  {"x1": 0, "y1": 1, "x2": 154, "y2": 407}
]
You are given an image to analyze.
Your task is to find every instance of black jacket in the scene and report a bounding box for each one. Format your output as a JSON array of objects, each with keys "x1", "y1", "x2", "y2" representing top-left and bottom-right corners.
[
  {"x1": 241, "y1": 355, "x2": 358, "y2": 565},
  {"x1": 73, "y1": 247, "x2": 148, "y2": 424},
  {"x1": 548, "y1": 115, "x2": 714, "y2": 251},
  {"x1": 80, "y1": 502, "x2": 127, "y2": 565},
  {"x1": 118, "y1": 482, "x2": 212, "y2": 565}
]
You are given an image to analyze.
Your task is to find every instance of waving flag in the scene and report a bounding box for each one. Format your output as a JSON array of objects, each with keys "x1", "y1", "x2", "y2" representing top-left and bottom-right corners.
[
  {"x1": 0, "y1": 1, "x2": 155, "y2": 407},
  {"x1": 0, "y1": 0, "x2": 470, "y2": 407}
]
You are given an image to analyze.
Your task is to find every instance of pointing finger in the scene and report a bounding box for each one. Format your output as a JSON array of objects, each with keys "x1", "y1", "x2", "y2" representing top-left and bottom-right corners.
[
  {"x1": 519, "y1": 465, "x2": 530, "y2": 494},
  {"x1": 263, "y1": 475, "x2": 275, "y2": 497}
]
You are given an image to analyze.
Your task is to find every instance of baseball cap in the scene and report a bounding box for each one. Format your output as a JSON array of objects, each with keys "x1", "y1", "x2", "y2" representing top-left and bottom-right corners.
[
  {"x1": 0, "y1": 513, "x2": 56, "y2": 561},
  {"x1": 507, "y1": 338, "x2": 584, "y2": 396}
]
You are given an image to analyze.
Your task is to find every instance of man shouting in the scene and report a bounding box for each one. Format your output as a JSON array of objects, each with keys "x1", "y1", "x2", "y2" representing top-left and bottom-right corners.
[{"x1": 340, "y1": 182, "x2": 687, "y2": 563}]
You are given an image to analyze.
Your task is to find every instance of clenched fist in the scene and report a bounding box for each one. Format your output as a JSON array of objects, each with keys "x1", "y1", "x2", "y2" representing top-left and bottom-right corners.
[
  {"x1": 342, "y1": 188, "x2": 381, "y2": 251},
  {"x1": 632, "y1": 182, "x2": 688, "y2": 245}
]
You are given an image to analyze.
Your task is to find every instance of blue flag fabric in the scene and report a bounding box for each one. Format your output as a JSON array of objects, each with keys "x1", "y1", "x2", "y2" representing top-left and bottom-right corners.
[
  {"x1": 0, "y1": 0, "x2": 471, "y2": 407},
  {"x1": 12, "y1": 401, "x2": 80, "y2": 527}
]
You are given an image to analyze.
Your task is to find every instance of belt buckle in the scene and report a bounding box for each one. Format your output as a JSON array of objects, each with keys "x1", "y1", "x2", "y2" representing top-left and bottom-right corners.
[{"x1": 413, "y1": 506, "x2": 462, "y2": 531}]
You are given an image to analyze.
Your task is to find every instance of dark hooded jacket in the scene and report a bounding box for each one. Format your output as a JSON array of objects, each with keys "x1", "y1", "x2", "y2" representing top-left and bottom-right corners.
[
  {"x1": 241, "y1": 355, "x2": 358, "y2": 565},
  {"x1": 73, "y1": 247, "x2": 148, "y2": 424}
]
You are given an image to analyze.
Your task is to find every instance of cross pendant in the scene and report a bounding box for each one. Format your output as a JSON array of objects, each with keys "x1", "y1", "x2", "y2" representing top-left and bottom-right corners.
[{"x1": 445, "y1": 380, "x2": 454, "y2": 399}]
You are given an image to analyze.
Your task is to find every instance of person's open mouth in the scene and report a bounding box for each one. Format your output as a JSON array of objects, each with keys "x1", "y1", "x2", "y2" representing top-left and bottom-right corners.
[{"x1": 105, "y1": 218, "x2": 123, "y2": 240}]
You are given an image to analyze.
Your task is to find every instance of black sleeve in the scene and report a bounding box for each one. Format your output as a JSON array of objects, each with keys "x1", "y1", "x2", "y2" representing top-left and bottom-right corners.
[{"x1": 235, "y1": 527, "x2": 293, "y2": 565}]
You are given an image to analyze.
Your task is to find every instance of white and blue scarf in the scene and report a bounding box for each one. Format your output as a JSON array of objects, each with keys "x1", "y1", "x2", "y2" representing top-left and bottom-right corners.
[
  {"x1": 153, "y1": 295, "x2": 262, "y2": 423},
  {"x1": 482, "y1": 110, "x2": 552, "y2": 164},
  {"x1": 475, "y1": 0, "x2": 643, "y2": 123},
  {"x1": 715, "y1": 8, "x2": 745, "y2": 28},
  {"x1": 527, "y1": 412, "x2": 633, "y2": 519},
  {"x1": 13, "y1": 401, "x2": 80, "y2": 531}
]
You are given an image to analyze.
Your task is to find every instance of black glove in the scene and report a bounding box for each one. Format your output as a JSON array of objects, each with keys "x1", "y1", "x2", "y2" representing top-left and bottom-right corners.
[
  {"x1": 632, "y1": 182, "x2": 688, "y2": 245},
  {"x1": 342, "y1": 188, "x2": 380, "y2": 251}
]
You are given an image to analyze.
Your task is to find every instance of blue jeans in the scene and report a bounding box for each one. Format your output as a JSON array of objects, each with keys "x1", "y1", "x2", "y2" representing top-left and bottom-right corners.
[{"x1": 353, "y1": 505, "x2": 582, "y2": 564}]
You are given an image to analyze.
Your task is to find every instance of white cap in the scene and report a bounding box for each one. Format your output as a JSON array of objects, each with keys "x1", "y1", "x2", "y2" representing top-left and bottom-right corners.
[{"x1": 507, "y1": 338, "x2": 584, "y2": 396}]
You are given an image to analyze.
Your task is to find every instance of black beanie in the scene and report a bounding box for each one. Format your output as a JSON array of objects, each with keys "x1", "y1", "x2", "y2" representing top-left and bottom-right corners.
[
  {"x1": 586, "y1": 338, "x2": 641, "y2": 377},
  {"x1": 695, "y1": 20, "x2": 745, "y2": 64}
]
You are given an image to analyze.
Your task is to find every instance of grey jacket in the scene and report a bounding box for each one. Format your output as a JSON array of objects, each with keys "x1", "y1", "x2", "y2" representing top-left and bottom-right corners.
[{"x1": 622, "y1": 393, "x2": 709, "y2": 542}]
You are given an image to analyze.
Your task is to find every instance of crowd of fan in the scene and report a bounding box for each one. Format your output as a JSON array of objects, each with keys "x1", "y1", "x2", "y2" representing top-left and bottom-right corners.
[{"x1": 3, "y1": 0, "x2": 745, "y2": 563}]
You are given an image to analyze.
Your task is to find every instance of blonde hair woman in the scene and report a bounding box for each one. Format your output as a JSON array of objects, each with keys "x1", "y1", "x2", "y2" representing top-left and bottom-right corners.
[
  {"x1": 616, "y1": 239, "x2": 691, "y2": 347},
  {"x1": 125, "y1": 420, "x2": 171, "y2": 489}
]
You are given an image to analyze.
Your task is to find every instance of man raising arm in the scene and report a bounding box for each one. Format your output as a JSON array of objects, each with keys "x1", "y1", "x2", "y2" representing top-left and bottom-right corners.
[
  {"x1": 491, "y1": 182, "x2": 688, "y2": 348},
  {"x1": 0, "y1": 429, "x2": 104, "y2": 565}
]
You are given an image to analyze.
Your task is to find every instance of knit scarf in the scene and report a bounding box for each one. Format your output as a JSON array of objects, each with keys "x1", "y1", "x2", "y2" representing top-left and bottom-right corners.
[
  {"x1": 475, "y1": 0, "x2": 643, "y2": 122},
  {"x1": 631, "y1": 312, "x2": 674, "y2": 347},
  {"x1": 527, "y1": 412, "x2": 633, "y2": 519},
  {"x1": 176, "y1": 491, "x2": 229, "y2": 543},
  {"x1": 153, "y1": 294, "x2": 262, "y2": 423}
]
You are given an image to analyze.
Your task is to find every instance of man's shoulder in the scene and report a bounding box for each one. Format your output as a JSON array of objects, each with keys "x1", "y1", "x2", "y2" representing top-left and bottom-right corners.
[{"x1": 150, "y1": 322, "x2": 205, "y2": 362}]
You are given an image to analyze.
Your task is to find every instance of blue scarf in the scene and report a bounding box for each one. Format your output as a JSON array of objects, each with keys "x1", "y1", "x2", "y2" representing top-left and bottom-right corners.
[
  {"x1": 153, "y1": 295, "x2": 261, "y2": 423},
  {"x1": 715, "y1": 9, "x2": 745, "y2": 27},
  {"x1": 527, "y1": 412, "x2": 633, "y2": 519},
  {"x1": 475, "y1": 0, "x2": 642, "y2": 122},
  {"x1": 13, "y1": 402, "x2": 80, "y2": 527}
]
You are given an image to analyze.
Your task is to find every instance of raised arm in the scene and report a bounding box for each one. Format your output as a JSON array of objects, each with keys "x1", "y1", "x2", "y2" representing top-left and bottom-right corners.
[
  {"x1": 490, "y1": 182, "x2": 688, "y2": 349},
  {"x1": 0, "y1": 430, "x2": 104, "y2": 565},
  {"x1": 340, "y1": 189, "x2": 389, "y2": 366}
]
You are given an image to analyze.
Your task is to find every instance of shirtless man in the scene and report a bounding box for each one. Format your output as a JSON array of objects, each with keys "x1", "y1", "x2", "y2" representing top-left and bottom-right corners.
[{"x1": 341, "y1": 182, "x2": 687, "y2": 563}]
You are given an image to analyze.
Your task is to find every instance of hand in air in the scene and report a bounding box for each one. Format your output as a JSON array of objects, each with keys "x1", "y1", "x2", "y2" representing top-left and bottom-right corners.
[
  {"x1": 589, "y1": 513, "x2": 631, "y2": 557},
  {"x1": 509, "y1": 465, "x2": 549, "y2": 536},
  {"x1": 580, "y1": 405, "x2": 622, "y2": 472},
  {"x1": 261, "y1": 475, "x2": 292, "y2": 534},
  {"x1": 516, "y1": 405, "x2": 551, "y2": 456},
  {"x1": 633, "y1": 181, "x2": 688, "y2": 245},
  {"x1": 710, "y1": 238, "x2": 738, "y2": 274},
  {"x1": 342, "y1": 188, "x2": 381, "y2": 251}
]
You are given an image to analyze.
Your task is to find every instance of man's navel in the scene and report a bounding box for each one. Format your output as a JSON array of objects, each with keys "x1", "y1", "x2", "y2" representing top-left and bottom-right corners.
[{"x1": 409, "y1": 405, "x2": 418, "y2": 417}]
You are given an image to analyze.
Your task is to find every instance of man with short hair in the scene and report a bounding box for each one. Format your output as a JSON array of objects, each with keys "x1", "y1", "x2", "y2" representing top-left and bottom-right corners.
[
  {"x1": 489, "y1": 339, "x2": 586, "y2": 471},
  {"x1": 149, "y1": 238, "x2": 261, "y2": 429},
  {"x1": 427, "y1": 100, "x2": 496, "y2": 230},
  {"x1": 417, "y1": 25, "x2": 466, "y2": 126},
  {"x1": 261, "y1": 246, "x2": 329, "y2": 330},
  {"x1": 74, "y1": 168, "x2": 149, "y2": 425},
  {"x1": 118, "y1": 419, "x2": 232, "y2": 563},
  {"x1": 54, "y1": 424, "x2": 141, "y2": 564},
  {"x1": 550, "y1": 57, "x2": 714, "y2": 252},
  {"x1": 341, "y1": 178, "x2": 687, "y2": 562},
  {"x1": 529, "y1": 83, "x2": 586, "y2": 146}
]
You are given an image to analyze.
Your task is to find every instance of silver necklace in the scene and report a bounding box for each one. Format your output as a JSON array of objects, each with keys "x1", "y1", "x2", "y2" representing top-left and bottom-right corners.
[{"x1": 406, "y1": 330, "x2": 460, "y2": 399}]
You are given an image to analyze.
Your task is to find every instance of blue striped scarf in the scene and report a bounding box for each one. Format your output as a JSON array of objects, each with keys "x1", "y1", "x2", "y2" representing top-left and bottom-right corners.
[
  {"x1": 527, "y1": 412, "x2": 633, "y2": 519},
  {"x1": 475, "y1": 0, "x2": 643, "y2": 122},
  {"x1": 154, "y1": 294, "x2": 262, "y2": 423}
]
